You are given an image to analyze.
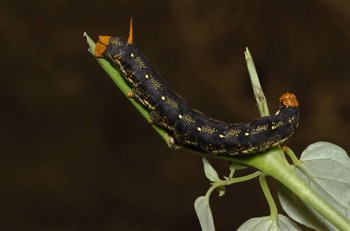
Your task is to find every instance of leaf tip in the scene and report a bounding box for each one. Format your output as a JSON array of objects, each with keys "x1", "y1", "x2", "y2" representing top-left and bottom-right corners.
[{"x1": 84, "y1": 32, "x2": 95, "y2": 55}]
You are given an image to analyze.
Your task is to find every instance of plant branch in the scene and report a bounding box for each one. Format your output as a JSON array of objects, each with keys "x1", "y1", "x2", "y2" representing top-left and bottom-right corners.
[
  {"x1": 245, "y1": 48, "x2": 269, "y2": 117},
  {"x1": 85, "y1": 33, "x2": 350, "y2": 230}
]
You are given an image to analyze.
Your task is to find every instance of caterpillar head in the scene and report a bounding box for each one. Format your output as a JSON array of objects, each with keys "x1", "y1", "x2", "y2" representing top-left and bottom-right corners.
[{"x1": 279, "y1": 93, "x2": 299, "y2": 108}]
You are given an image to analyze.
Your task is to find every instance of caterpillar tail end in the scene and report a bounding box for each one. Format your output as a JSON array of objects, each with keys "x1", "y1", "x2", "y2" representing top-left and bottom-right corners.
[{"x1": 95, "y1": 36, "x2": 111, "y2": 57}]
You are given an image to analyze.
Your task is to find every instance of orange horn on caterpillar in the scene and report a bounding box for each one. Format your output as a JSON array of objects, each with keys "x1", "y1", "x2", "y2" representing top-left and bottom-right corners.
[{"x1": 128, "y1": 17, "x2": 133, "y2": 44}]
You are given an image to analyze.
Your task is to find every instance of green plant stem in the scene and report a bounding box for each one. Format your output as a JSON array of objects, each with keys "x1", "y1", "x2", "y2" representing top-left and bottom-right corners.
[
  {"x1": 205, "y1": 171, "x2": 261, "y2": 199},
  {"x1": 284, "y1": 147, "x2": 302, "y2": 167},
  {"x1": 259, "y1": 173, "x2": 278, "y2": 219},
  {"x1": 284, "y1": 147, "x2": 313, "y2": 180},
  {"x1": 245, "y1": 48, "x2": 269, "y2": 117},
  {"x1": 228, "y1": 162, "x2": 237, "y2": 179}
]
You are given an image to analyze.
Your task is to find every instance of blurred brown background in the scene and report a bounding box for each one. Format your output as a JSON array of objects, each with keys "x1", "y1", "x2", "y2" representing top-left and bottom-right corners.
[{"x1": 2, "y1": 0, "x2": 350, "y2": 230}]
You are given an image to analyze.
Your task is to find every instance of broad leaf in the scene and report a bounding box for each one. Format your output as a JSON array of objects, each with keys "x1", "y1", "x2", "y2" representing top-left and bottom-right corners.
[
  {"x1": 278, "y1": 142, "x2": 350, "y2": 230},
  {"x1": 237, "y1": 214, "x2": 301, "y2": 231}
]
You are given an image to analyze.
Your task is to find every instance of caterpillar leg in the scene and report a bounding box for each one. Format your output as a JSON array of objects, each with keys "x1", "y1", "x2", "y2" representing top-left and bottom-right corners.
[
  {"x1": 128, "y1": 90, "x2": 134, "y2": 98},
  {"x1": 128, "y1": 88, "x2": 143, "y2": 99},
  {"x1": 149, "y1": 111, "x2": 183, "y2": 150},
  {"x1": 167, "y1": 134, "x2": 183, "y2": 150},
  {"x1": 281, "y1": 144, "x2": 287, "y2": 152},
  {"x1": 128, "y1": 87, "x2": 157, "y2": 112},
  {"x1": 149, "y1": 110, "x2": 169, "y2": 127}
]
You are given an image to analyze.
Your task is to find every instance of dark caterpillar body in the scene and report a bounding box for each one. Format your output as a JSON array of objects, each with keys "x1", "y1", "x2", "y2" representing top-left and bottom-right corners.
[{"x1": 95, "y1": 20, "x2": 300, "y2": 155}]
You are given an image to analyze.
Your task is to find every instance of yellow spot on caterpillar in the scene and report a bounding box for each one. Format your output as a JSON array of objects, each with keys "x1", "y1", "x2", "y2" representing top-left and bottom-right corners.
[
  {"x1": 201, "y1": 125, "x2": 217, "y2": 134},
  {"x1": 252, "y1": 124, "x2": 268, "y2": 134},
  {"x1": 181, "y1": 114, "x2": 196, "y2": 124},
  {"x1": 150, "y1": 76, "x2": 162, "y2": 89},
  {"x1": 179, "y1": 114, "x2": 183, "y2": 119},
  {"x1": 166, "y1": 97, "x2": 179, "y2": 109},
  {"x1": 219, "y1": 134, "x2": 225, "y2": 138},
  {"x1": 226, "y1": 129, "x2": 241, "y2": 137},
  {"x1": 135, "y1": 56, "x2": 146, "y2": 68},
  {"x1": 161, "y1": 96, "x2": 165, "y2": 100},
  {"x1": 197, "y1": 127, "x2": 202, "y2": 131},
  {"x1": 244, "y1": 132, "x2": 249, "y2": 136},
  {"x1": 145, "y1": 74, "x2": 149, "y2": 78},
  {"x1": 130, "y1": 53, "x2": 134, "y2": 57},
  {"x1": 271, "y1": 121, "x2": 283, "y2": 130}
]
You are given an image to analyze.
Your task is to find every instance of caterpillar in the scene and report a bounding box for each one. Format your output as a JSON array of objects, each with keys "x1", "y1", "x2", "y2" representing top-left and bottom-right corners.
[{"x1": 95, "y1": 19, "x2": 300, "y2": 156}]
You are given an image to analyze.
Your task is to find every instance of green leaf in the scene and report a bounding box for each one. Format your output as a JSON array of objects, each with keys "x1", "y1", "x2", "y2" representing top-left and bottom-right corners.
[
  {"x1": 278, "y1": 142, "x2": 350, "y2": 230},
  {"x1": 202, "y1": 158, "x2": 220, "y2": 182},
  {"x1": 194, "y1": 196, "x2": 216, "y2": 231},
  {"x1": 237, "y1": 215, "x2": 301, "y2": 231}
]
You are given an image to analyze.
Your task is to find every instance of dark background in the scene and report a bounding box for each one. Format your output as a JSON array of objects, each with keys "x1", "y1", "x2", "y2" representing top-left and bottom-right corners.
[{"x1": 2, "y1": 0, "x2": 350, "y2": 230}]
